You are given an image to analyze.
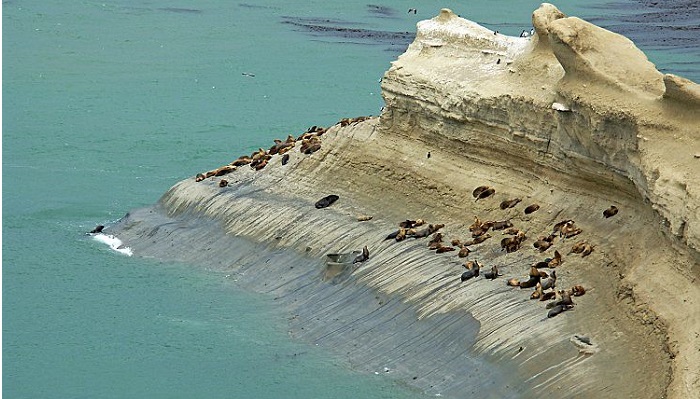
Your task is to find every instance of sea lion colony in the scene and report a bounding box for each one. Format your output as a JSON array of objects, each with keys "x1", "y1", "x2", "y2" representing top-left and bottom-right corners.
[
  {"x1": 193, "y1": 116, "x2": 371, "y2": 183},
  {"x1": 186, "y1": 115, "x2": 619, "y2": 320}
]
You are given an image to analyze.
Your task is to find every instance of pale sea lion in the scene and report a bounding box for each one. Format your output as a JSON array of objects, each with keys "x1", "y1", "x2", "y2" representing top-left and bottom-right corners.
[
  {"x1": 571, "y1": 285, "x2": 586, "y2": 296},
  {"x1": 357, "y1": 215, "x2": 373, "y2": 222},
  {"x1": 458, "y1": 246, "x2": 471, "y2": 258}
]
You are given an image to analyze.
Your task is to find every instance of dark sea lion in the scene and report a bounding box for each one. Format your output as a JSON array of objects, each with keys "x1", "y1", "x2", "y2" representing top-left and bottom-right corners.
[
  {"x1": 399, "y1": 219, "x2": 425, "y2": 229},
  {"x1": 534, "y1": 260, "x2": 550, "y2": 269},
  {"x1": 547, "y1": 304, "x2": 567, "y2": 318},
  {"x1": 315, "y1": 194, "x2": 339, "y2": 209},
  {"x1": 458, "y1": 246, "x2": 471, "y2": 258},
  {"x1": 540, "y1": 291, "x2": 557, "y2": 301},
  {"x1": 603, "y1": 205, "x2": 619, "y2": 218},
  {"x1": 281, "y1": 153, "x2": 290, "y2": 165},
  {"x1": 254, "y1": 159, "x2": 268, "y2": 170},
  {"x1": 460, "y1": 269, "x2": 478, "y2": 282},
  {"x1": 491, "y1": 220, "x2": 513, "y2": 231},
  {"x1": 385, "y1": 229, "x2": 401, "y2": 240},
  {"x1": 482, "y1": 265, "x2": 501, "y2": 280},
  {"x1": 219, "y1": 179, "x2": 229, "y2": 187},
  {"x1": 435, "y1": 245, "x2": 455, "y2": 253},
  {"x1": 524, "y1": 204, "x2": 540, "y2": 214},
  {"x1": 500, "y1": 198, "x2": 522, "y2": 209},
  {"x1": 464, "y1": 260, "x2": 480, "y2": 271},
  {"x1": 353, "y1": 246, "x2": 370, "y2": 263},
  {"x1": 472, "y1": 186, "x2": 489, "y2": 198},
  {"x1": 475, "y1": 187, "x2": 496, "y2": 201},
  {"x1": 89, "y1": 225, "x2": 105, "y2": 234},
  {"x1": 451, "y1": 238, "x2": 462, "y2": 247},
  {"x1": 303, "y1": 141, "x2": 321, "y2": 154},
  {"x1": 460, "y1": 261, "x2": 480, "y2": 281},
  {"x1": 195, "y1": 173, "x2": 206, "y2": 182}
]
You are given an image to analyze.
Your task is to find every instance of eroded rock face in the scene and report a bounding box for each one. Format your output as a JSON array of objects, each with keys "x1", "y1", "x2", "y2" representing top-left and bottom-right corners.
[{"x1": 382, "y1": 3, "x2": 700, "y2": 257}]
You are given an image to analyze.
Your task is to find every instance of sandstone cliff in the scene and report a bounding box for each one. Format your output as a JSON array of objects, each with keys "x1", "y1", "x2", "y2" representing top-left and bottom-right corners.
[{"x1": 110, "y1": 4, "x2": 700, "y2": 399}]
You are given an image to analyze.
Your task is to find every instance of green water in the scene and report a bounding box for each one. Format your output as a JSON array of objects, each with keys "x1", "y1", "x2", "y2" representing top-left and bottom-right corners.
[{"x1": 3, "y1": 1, "x2": 697, "y2": 398}]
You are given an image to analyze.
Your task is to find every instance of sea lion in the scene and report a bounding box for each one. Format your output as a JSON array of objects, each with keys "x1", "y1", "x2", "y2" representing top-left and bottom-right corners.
[
  {"x1": 547, "y1": 304, "x2": 567, "y2": 318},
  {"x1": 475, "y1": 187, "x2": 496, "y2": 201},
  {"x1": 395, "y1": 228, "x2": 408, "y2": 242},
  {"x1": 399, "y1": 219, "x2": 425, "y2": 229},
  {"x1": 385, "y1": 229, "x2": 401, "y2": 240},
  {"x1": 507, "y1": 278, "x2": 520, "y2": 287},
  {"x1": 315, "y1": 194, "x2": 339, "y2": 209},
  {"x1": 435, "y1": 245, "x2": 456, "y2": 253},
  {"x1": 571, "y1": 285, "x2": 586, "y2": 296},
  {"x1": 357, "y1": 215, "x2": 373, "y2": 222},
  {"x1": 500, "y1": 198, "x2": 522, "y2": 209},
  {"x1": 533, "y1": 239, "x2": 552, "y2": 252},
  {"x1": 548, "y1": 250, "x2": 563, "y2": 268},
  {"x1": 195, "y1": 173, "x2": 206, "y2": 182},
  {"x1": 472, "y1": 186, "x2": 489, "y2": 198},
  {"x1": 482, "y1": 265, "x2": 501, "y2": 280},
  {"x1": 524, "y1": 204, "x2": 540, "y2": 214},
  {"x1": 468, "y1": 216, "x2": 482, "y2": 232},
  {"x1": 502, "y1": 227, "x2": 520, "y2": 235},
  {"x1": 531, "y1": 265, "x2": 548, "y2": 278},
  {"x1": 519, "y1": 276, "x2": 539, "y2": 289},
  {"x1": 89, "y1": 225, "x2": 105, "y2": 234},
  {"x1": 254, "y1": 159, "x2": 268, "y2": 170},
  {"x1": 353, "y1": 246, "x2": 370, "y2": 263},
  {"x1": 281, "y1": 153, "x2": 290, "y2": 165},
  {"x1": 461, "y1": 260, "x2": 480, "y2": 281},
  {"x1": 491, "y1": 220, "x2": 513, "y2": 231},
  {"x1": 219, "y1": 179, "x2": 229, "y2": 187},
  {"x1": 458, "y1": 246, "x2": 471, "y2": 258},
  {"x1": 464, "y1": 233, "x2": 491, "y2": 246},
  {"x1": 540, "y1": 290, "x2": 557, "y2": 301},
  {"x1": 214, "y1": 165, "x2": 236, "y2": 176},
  {"x1": 552, "y1": 219, "x2": 574, "y2": 234},
  {"x1": 603, "y1": 205, "x2": 619, "y2": 218},
  {"x1": 581, "y1": 244, "x2": 595, "y2": 257},
  {"x1": 530, "y1": 284, "x2": 542, "y2": 300},
  {"x1": 230, "y1": 156, "x2": 252, "y2": 167},
  {"x1": 570, "y1": 241, "x2": 587, "y2": 254},
  {"x1": 540, "y1": 270, "x2": 557, "y2": 290},
  {"x1": 428, "y1": 233, "x2": 444, "y2": 249},
  {"x1": 451, "y1": 238, "x2": 462, "y2": 247}
]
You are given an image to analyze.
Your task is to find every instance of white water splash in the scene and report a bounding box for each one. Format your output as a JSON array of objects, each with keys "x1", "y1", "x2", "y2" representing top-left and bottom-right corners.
[{"x1": 92, "y1": 233, "x2": 133, "y2": 256}]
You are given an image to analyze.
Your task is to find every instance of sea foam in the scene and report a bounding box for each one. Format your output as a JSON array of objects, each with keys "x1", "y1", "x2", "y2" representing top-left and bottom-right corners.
[{"x1": 92, "y1": 233, "x2": 133, "y2": 256}]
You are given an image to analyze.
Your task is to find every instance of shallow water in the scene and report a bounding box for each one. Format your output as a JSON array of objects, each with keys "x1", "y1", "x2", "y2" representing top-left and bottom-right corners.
[{"x1": 3, "y1": 0, "x2": 698, "y2": 398}]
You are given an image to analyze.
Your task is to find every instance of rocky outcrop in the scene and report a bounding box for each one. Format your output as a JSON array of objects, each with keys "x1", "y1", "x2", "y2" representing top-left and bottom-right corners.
[{"x1": 111, "y1": 4, "x2": 700, "y2": 399}]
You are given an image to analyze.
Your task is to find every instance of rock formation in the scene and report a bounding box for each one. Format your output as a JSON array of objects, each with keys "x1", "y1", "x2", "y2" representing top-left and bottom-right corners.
[{"x1": 108, "y1": 4, "x2": 699, "y2": 399}]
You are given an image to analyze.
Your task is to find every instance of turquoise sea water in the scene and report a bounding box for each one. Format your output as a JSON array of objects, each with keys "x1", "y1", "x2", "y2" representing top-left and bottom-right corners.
[{"x1": 3, "y1": 1, "x2": 698, "y2": 398}]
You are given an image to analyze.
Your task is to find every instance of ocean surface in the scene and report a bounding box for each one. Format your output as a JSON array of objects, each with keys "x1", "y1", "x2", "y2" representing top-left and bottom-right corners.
[{"x1": 3, "y1": 1, "x2": 698, "y2": 398}]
